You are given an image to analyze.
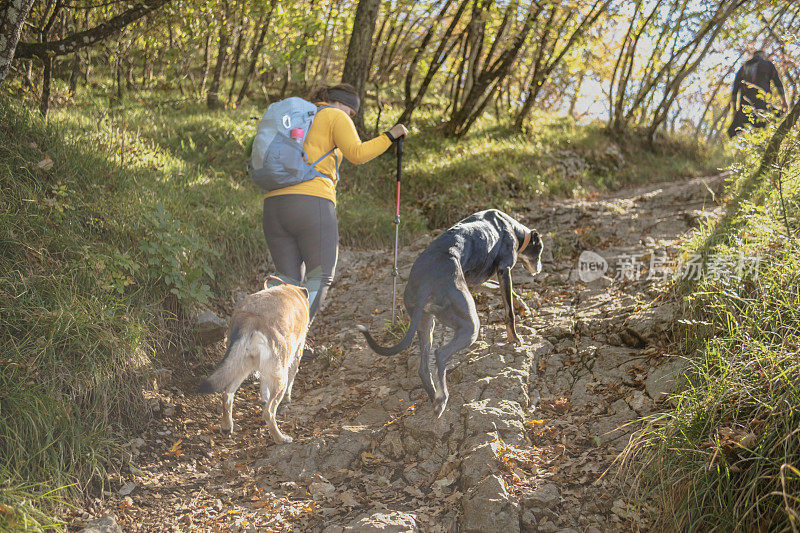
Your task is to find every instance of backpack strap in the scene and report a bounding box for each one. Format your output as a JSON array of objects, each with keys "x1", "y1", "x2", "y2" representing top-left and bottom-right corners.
[
  {"x1": 306, "y1": 104, "x2": 340, "y2": 182},
  {"x1": 310, "y1": 148, "x2": 335, "y2": 167},
  {"x1": 308, "y1": 149, "x2": 339, "y2": 182}
]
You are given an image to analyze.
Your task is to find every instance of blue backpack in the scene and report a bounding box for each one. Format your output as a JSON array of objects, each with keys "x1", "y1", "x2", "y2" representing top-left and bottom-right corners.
[{"x1": 249, "y1": 97, "x2": 338, "y2": 191}]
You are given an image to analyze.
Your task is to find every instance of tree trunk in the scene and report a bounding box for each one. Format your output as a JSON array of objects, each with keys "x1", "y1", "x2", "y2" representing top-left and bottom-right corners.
[
  {"x1": 646, "y1": 1, "x2": 740, "y2": 144},
  {"x1": 236, "y1": 0, "x2": 278, "y2": 105},
  {"x1": 756, "y1": 97, "x2": 800, "y2": 177},
  {"x1": 374, "y1": 4, "x2": 425, "y2": 82},
  {"x1": 115, "y1": 51, "x2": 124, "y2": 100},
  {"x1": 607, "y1": 0, "x2": 651, "y2": 133},
  {"x1": 341, "y1": 0, "x2": 381, "y2": 135},
  {"x1": 39, "y1": 55, "x2": 52, "y2": 116},
  {"x1": 568, "y1": 66, "x2": 587, "y2": 118},
  {"x1": 398, "y1": 0, "x2": 468, "y2": 124},
  {"x1": 207, "y1": 24, "x2": 230, "y2": 108},
  {"x1": 444, "y1": 1, "x2": 541, "y2": 137},
  {"x1": 200, "y1": 30, "x2": 212, "y2": 96},
  {"x1": 0, "y1": 0, "x2": 37, "y2": 84},
  {"x1": 36, "y1": 0, "x2": 63, "y2": 114},
  {"x1": 298, "y1": 0, "x2": 317, "y2": 84},
  {"x1": 312, "y1": 0, "x2": 341, "y2": 86},
  {"x1": 368, "y1": 3, "x2": 393, "y2": 77},
  {"x1": 459, "y1": 78, "x2": 501, "y2": 134},
  {"x1": 69, "y1": 50, "x2": 81, "y2": 94},
  {"x1": 693, "y1": 65, "x2": 733, "y2": 143},
  {"x1": 511, "y1": 5, "x2": 554, "y2": 132},
  {"x1": 126, "y1": 55, "x2": 134, "y2": 90},
  {"x1": 373, "y1": 81, "x2": 382, "y2": 136},
  {"x1": 402, "y1": 0, "x2": 455, "y2": 108},
  {"x1": 461, "y1": 0, "x2": 492, "y2": 107},
  {"x1": 83, "y1": 49, "x2": 90, "y2": 83},
  {"x1": 513, "y1": 0, "x2": 607, "y2": 131},
  {"x1": 141, "y1": 40, "x2": 149, "y2": 88},
  {"x1": 227, "y1": 16, "x2": 249, "y2": 102},
  {"x1": 706, "y1": 106, "x2": 728, "y2": 143},
  {"x1": 279, "y1": 63, "x2": 290, "y2": 98}
]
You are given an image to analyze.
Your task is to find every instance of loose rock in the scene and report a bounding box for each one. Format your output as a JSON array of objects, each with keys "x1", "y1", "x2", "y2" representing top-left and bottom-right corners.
[
  {"x1": 645, "y1": 356, "x2": 687, "y2": 401},
  {"x1": 461, "y1": 475, "x2": 520, "y2": 533},
  {"x1": 342, "y1": 510, "x2": 419, "y2": 532},
  {"x1": 79, "y1": 515, "x2": 123, "y2": 533},
  {"x1": 197, "y1": 310, "x2": 227, "y2": 345}
]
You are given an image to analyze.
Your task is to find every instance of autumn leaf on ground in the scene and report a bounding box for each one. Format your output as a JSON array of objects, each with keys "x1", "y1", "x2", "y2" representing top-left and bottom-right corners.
[
  {"x1": 361, "y1": 451, "x2": 389, "y2": 468},
  {"x1": 250, "y1": 500, "x2": 271, "y2": 509},
  {"x1": 165, "y1": 439, "x2": 183, "y2": 456},
  {"x1": 37, "y1": 157, "x2": 54, "y2": 170}
]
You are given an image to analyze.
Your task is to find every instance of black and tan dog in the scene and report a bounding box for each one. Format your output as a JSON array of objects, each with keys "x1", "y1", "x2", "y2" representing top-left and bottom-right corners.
[{"x1": 357, "y1": 209, "x2": 543, "y2": 417}]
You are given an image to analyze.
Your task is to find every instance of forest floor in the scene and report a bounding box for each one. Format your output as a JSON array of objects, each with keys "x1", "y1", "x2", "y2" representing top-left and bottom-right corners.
[{"x1": 71, "y1": 173, "x2": 726, "y2": 532}]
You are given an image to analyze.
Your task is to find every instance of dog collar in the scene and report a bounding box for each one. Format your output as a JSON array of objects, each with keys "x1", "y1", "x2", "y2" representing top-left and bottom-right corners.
[{"x1": 518, "y1": 231, "x2": 532, "y2": 253}]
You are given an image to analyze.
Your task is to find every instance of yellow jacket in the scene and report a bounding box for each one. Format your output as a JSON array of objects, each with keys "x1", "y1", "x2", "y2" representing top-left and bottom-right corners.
[{"x1": 264, "y1": 104, "x2": 392, "y2": 205}]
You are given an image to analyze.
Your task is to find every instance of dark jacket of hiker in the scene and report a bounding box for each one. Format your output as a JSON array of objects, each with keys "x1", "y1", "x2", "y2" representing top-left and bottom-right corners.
[{"x1": 728, "y1": 52, "x2": 787, "y2": 137}]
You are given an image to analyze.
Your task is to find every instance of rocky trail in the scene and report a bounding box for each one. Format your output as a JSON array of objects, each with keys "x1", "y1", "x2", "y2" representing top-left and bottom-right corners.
[{"x1": 75, "y1": 174, "x2": 726, "y2": 532}]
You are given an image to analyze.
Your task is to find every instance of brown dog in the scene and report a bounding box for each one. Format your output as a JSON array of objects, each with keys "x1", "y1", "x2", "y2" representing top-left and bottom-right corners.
[{"x1": 198, "y1": 281, "x2": 309, "y2": 444}]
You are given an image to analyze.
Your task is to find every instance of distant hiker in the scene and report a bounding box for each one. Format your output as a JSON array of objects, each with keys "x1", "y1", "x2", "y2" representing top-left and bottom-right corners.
[
  {"x1": 261, "y1": 83, "x2": 408, "y2": 352},
  {"x1": 728, "y1": 50, "x2": 788, "y2": 138}
]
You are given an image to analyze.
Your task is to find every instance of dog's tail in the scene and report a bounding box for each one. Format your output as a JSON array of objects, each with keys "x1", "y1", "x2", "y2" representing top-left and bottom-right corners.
[
  {"x1": 197, "y1": 326, "x2": 251, "y2": 394},
  {"x1": 356, "y1": 294, "x2": 428, "y2": 357}
]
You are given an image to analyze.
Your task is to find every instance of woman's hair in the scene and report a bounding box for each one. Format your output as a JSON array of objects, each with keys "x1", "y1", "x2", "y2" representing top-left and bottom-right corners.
[
  {"x1": 308, "y1": 83, "x2": 361, "y2": 113},
  {"x1": 307, "y1": 83, "x2": 357, "y2": 103}
]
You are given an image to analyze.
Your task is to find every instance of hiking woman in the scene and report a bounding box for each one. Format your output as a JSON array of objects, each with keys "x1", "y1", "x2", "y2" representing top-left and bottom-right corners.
[{"x1": 262, "y1": 83, "x2": 408, "y2": 331}]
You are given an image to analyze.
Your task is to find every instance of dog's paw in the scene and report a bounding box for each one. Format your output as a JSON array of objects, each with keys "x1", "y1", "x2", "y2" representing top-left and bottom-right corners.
[{"x1": 275, "y1": 434, "x2": 293, "y2": 444}]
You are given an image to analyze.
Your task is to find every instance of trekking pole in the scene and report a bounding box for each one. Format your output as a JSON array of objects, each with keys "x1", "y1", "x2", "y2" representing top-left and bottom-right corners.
[{"x1": 392, "y1": 137, "x2": 404, "y2": 325}]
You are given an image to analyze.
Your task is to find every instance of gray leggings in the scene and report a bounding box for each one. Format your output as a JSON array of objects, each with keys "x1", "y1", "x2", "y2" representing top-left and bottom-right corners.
[{"x1": 262, "y1": 194, "x2": 338, "y2": 322}]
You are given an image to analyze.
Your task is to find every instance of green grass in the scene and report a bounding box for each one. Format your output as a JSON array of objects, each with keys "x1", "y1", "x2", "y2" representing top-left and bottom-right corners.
[
  {"x1": 0, "y1": 471, "x2": 71, "y2": 531},
  {"x1": 627, "y1": 124, "x2": 800, "y2": 531},
  {"x1": 0, "y1": 96, "x2": 265, "y2": 528},
  {"x1": 0, "y1": 86, "x2": 728, "y2": 527}
]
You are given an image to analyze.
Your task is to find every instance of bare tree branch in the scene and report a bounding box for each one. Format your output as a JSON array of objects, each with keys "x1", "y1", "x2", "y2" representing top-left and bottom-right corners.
[{"x1": 13, "y1": 0, "x2": 170, "y2": 60}]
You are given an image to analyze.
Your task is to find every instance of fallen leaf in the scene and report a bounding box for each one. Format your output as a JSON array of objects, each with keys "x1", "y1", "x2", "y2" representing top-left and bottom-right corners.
[
  {"x1": 739, "y1": 432, "x2": 757, "y2": 448},
  {"x1": 37, "y1": 157, "x2": 54, "y2": 170},
  {"x1": 361, "y1": 451, "x2": 389, "y2": 468},
  {"x1": 250, "y1": 500, "x2": 270, "y2": 509},
  {"x1": 339, "y1": 491, "x2": 359, "y2": 507},
  {"x1": 165, "y1": 439, "x2": 183, "y2": 456}
]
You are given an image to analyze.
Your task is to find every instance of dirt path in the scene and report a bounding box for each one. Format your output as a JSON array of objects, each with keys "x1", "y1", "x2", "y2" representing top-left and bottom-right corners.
[{"x1": 76, "y1": 174, "x2": 725, "y2": 532}]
